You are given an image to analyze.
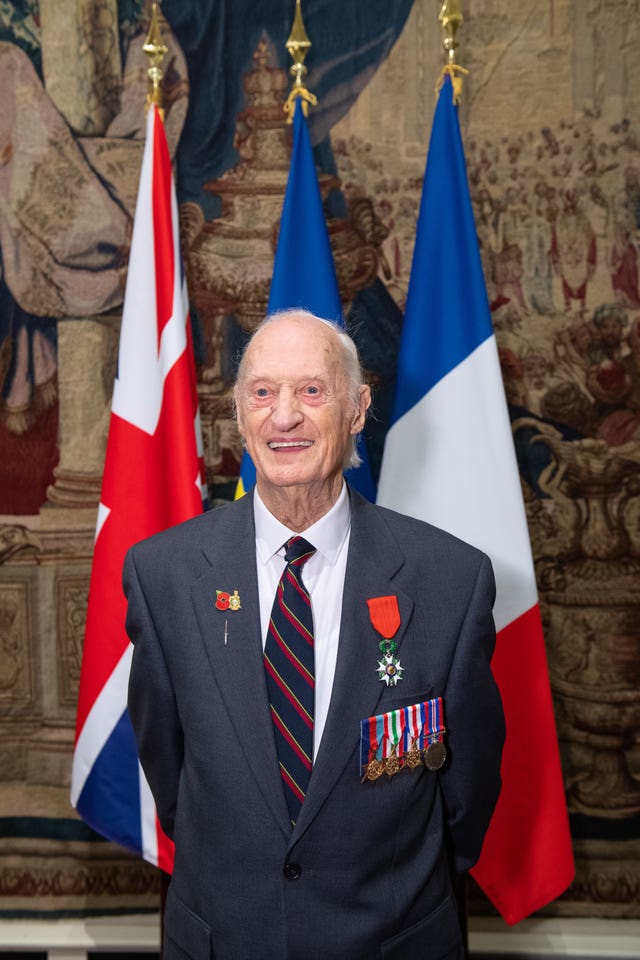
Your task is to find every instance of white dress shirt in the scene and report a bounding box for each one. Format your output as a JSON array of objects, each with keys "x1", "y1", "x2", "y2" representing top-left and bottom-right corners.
[{"x1": 254, "y1": 484, "x2": 351, "y2": 760}]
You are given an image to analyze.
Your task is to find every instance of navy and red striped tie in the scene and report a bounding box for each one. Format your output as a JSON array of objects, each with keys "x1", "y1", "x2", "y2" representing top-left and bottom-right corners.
[{"x1": 264, "y1": 536, "x2": 316, "y2": 826}]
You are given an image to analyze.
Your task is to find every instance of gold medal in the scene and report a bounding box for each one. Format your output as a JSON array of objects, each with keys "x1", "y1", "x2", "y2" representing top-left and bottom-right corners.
[
  {"x1": 385, "y1": 754, "x2": 400, "y2": 776},
  {"x1": 405, "y1": 740, "x2": 422, "y2": 770},
  {"x1": 364, "y1": 757, "x2": 385, "y2": 781},
  {"x1": 384, "y1": 741, "x2": 401, "y2": 777}
]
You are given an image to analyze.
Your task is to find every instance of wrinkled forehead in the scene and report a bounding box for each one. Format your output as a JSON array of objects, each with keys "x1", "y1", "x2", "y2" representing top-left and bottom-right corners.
[{"x1": 241, "y1": 316, "x2": 345, "y2": 383}]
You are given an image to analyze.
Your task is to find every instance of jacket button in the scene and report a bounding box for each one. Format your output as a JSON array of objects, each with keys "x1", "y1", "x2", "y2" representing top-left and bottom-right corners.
[{"x1": 284, "y1": 862, "x2": 301, "y2": 880}]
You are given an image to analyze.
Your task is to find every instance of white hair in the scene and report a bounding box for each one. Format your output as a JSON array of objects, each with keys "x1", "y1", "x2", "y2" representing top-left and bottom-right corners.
[{"x1": 234, "y1": 309, "x2": 367, "y2": 469}]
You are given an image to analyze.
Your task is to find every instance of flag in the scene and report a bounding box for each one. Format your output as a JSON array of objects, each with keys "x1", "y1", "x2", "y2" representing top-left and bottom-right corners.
[
  {"x1": 235, "y1": 97, "x2": 376, "y2": 501},
  {"x1": 70, "y1": 104, "x2": 207, "y2": 874},
  {"x1": 376, "y1": 75, "x2": 574, "y2": 925}
]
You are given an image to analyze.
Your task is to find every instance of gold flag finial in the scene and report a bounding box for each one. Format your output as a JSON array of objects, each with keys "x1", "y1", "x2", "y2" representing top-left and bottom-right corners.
[
  {"x1": 283, "y1": 0, "x2": 318, "y2": 122},
  {"x1": 436, "y1": 0, "x2": 468, "y2": 104},
  {"x1": 143, "y1": 1, "x2": 168, "y2": 114}
]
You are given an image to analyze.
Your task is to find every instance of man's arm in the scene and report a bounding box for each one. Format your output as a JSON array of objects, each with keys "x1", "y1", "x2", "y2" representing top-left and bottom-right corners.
[
  {"x1": 438, "y1": 553, "x2": 505, "y2": 875},
  {"x1": 124, "y1": 546, "x2": 184, "y2": 840}
]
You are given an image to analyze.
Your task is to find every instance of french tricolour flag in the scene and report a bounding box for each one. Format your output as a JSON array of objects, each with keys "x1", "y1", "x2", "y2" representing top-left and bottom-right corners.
[
  {"x1": 71, "y1": 104, "x2": 206, "y2": 873},
  {"x1": 377, "y1": 76, "x2": 574, "y2": 924}
]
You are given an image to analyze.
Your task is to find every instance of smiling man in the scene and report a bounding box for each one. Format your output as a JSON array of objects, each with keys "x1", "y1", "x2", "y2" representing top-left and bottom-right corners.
[
  {"x1": 234, "y1": 311, "x2": 370, "y2": 529},
  {"x1": 125, "y1": 309, "x2": 504, "y2": 960}
]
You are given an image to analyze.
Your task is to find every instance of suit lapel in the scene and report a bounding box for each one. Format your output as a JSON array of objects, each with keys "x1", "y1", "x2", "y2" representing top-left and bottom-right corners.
[
  {"x1": 292, "y1": 492, "x2": 414, "y2": 843},
  {"x1": 190, "y1": 493, "x2": 291, "y2": 837}
]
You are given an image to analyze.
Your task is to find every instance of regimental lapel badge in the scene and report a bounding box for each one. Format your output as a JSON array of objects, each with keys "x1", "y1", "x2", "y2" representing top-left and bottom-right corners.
[
  {"x1": 360, "y1": 697, "x2": 447, "y2": 781},
  {"x1": 366, "y1": 595, "x2": 404, "y2": 686},
  {"x1": 214, "y1": 589, "x2": 241, "y2": 645},
  {"x1": 215, "y1": 589, "x2": 241, "y2": 611}
]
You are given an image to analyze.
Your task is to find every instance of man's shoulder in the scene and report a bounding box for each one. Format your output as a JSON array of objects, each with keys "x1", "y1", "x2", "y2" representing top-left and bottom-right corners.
[
  {"x1": 129, "y1": 496, "x2": 250, "y2": 563},
  {"x1": 355, "y1": 495, "x2": 488, "y2": 565}
]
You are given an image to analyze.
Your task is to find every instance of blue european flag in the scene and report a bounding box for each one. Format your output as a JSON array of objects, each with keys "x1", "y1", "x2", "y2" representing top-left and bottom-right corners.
[{"x1": 236, "y1": 97, "x2": 376, "y2": 501}]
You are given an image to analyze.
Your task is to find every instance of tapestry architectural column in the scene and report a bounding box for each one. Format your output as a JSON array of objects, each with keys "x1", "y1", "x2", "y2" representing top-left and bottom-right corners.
[
  {"x1": 46, "y1": 316, "x2": 118, "y2": 509},
  {"x1": 39, "y1": 0, "x2": 122, "y2": 135}
]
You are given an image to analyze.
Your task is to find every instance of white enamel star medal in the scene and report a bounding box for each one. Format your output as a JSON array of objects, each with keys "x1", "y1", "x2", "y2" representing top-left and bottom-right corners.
[{"x1": 376, "y1": 653, "x2": 404, "y2": 686}]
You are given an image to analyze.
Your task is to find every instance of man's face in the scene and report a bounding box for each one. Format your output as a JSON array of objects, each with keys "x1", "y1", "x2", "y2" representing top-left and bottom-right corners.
[{"x1": 235, "y1": 314, "x2": 369, "y2": 502}]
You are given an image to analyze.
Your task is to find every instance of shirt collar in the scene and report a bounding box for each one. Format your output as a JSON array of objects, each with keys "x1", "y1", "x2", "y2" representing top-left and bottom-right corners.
[{"x1": 254, "y1": 483, "x2": 351, "y2": 567}]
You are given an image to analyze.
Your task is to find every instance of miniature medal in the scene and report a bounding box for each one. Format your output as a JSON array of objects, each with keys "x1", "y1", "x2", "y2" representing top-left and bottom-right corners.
[
  {"x1": 423, "y1": 741, "x2": 447, "y2": 771},
  {"x1": 384, "y1": 751, "x2": 400, "y2": 777},
  {"x1": 363, "y1": 757, "x2": 385, "y2": 782},
  {"x1": 360, "y1": 698, "x2": 446, "y2": 782},
  {"x1": 405, "y1": 739, "x2": 422, "y2": 770}
]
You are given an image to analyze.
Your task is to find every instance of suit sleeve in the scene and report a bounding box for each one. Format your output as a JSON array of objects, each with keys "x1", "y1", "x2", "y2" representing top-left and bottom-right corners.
[
  {"x1": 439, "y1": 553, "x2": 505, "y2": 875},
  {"x1": 124, "y1": 545, "x2": 183, "y2": 840}
]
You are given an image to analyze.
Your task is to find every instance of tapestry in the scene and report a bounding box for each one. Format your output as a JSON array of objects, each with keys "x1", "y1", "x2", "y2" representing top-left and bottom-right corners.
[{"x1": 0, "y1": 0, "x2": 638, "y2": 922}]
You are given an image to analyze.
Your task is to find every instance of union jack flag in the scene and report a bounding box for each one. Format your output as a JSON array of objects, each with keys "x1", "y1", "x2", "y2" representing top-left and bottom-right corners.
[{"x1": 70, "y1": 104, "x2": 206, "y2": 872}]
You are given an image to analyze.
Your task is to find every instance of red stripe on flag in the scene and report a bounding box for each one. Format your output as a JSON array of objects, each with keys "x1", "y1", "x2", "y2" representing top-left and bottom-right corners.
[
  {"x1": 75, "y1": 350, "x2": 201, "y2": 736},
  {"x1": 471, "y1": 604, "x2": 574, "y2": 925},
  {"x1": 152, "y1": 111, "x2": 175, "y2": 352},
  {"x1": 156, "y1": 815, "x2": 175, "y2": 874}
]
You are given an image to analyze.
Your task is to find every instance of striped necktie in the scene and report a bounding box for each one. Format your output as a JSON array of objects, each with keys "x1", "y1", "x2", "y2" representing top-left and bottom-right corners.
[{"x1": 264, "y1": 536, "x2": 316, "y2": 826}]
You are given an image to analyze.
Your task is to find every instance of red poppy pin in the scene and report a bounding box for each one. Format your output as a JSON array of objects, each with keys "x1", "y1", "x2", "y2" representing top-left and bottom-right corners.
[{"x1": 215, "y1": 589, "x2": 241, "y2": 611}]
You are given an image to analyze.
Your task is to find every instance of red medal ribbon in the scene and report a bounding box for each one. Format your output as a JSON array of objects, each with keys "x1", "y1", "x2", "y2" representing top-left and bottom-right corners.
[{"x1": 366, "y1": 595, "x2": 400, "y2": 639}]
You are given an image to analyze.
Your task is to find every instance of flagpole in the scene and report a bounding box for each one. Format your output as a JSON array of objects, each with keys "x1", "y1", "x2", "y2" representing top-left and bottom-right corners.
[
  {"x1": 437, "y1": 9, "x2": 469, "y2": 951},
  {"x1": 437, "y1": 0, "x2": 469, "y2": 103},
  {"x1": 143, "y1": 1, "x2": 168, "y2": 117},
  {"x1": 283, "y1": 0, "x2": 318, "y2": 121},
  {"x1": 142, "y1": 3, "x2": 171, "y2": 948},
  {"x1": 439, "y1": 0, "x2": 462, "y2": 66}
]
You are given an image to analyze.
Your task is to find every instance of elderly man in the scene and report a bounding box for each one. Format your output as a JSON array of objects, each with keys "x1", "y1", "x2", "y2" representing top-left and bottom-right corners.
[{"x1": 125, "y1": 309, "x2": 504, "y2": 960}]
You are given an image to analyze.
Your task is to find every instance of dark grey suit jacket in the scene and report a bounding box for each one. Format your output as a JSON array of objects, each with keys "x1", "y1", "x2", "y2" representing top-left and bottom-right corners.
[{"x1": 125, "y1": 488, "x2": 504, "y2": 960}]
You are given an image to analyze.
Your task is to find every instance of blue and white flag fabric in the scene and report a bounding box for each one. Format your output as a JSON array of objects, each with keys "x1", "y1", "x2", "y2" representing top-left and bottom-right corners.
[
  {"x1": 236, "y1": 97, "x2": 376, "y2": 501},
  {"x1": 376, "y1": 75, "x2": 573, "y2": 925}
]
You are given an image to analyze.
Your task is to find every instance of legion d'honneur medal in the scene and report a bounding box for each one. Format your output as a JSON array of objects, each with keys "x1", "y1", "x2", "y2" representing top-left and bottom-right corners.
[{"x1": 366, "y1": 595, "x2": 404, "y2": 686}]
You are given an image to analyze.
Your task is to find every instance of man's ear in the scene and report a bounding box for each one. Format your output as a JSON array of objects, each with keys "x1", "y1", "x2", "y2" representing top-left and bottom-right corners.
[{"x1": 350, "y1": 384, "x2": 372, "y2": 435}]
